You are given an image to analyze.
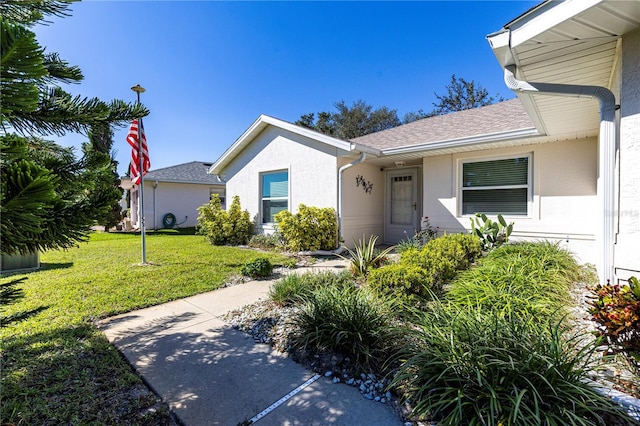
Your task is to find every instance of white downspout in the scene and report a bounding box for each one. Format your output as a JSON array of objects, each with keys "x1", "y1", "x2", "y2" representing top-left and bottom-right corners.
[
  {"x1": 503, "y1": 65, "x2": 617, "y2": 284},
  {"x1": 152, "y1": 180, "x2": 158, "y2": 231},
  {"x1": 338, "y1": 152, "x2": 366, "y2": 247}
]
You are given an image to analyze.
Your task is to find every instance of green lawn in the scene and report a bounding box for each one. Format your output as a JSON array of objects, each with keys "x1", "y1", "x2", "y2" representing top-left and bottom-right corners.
[{"x1": 0, "y1": 231, "x2": 289, "y2": 425}]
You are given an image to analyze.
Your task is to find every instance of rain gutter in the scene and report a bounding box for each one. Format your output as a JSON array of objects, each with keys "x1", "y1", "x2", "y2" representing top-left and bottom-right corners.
[{"x1": 502, "y1": 64, "x2": 617, "y2": 284}]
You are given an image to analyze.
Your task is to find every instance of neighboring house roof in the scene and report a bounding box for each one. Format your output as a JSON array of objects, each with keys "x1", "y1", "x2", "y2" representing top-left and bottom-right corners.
[
  {"x1": 139, "y1": 161, "x2": 224, "y2": 185},
  {"x1": 351, "y1": 99, "x2": 536, "y2": 151}
]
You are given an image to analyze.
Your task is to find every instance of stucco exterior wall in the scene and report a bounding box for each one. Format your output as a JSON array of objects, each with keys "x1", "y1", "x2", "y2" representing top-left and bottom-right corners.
[
  {"x1": 615, "y1": 29, "x2": 640, "y2": 279},
  {"x1": 223, "y1": 127, "x2": 340, "y2": 232},
  {"x1": 340, "y1": 161, "x2": 385, "y2": 246},
  {"x1": 140, "y1": 181, "x2": 223, "y2": 229},
  {"x1": 423, "y1": 138, "x2": 598, "y2": 265}
]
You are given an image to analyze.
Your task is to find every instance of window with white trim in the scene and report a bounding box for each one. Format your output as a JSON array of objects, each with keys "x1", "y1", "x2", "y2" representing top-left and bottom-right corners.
[
  {"x1": 461, "y1": 155, "x2": 530, "y2": 216},
  {"x1": 261, "y1": 170, "x2": 288, "y2": 223}
]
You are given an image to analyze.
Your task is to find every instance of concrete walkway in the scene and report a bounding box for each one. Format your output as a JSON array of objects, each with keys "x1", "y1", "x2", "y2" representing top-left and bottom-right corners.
[{"x1": 98, "y1": 260, "x2": 402, "y2": 426}]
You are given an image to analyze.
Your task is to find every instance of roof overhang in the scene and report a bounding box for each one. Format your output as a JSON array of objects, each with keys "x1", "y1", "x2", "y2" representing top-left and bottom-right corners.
[
  {"x1": 358, "y1": 127, "x2": 552, "y2": 167},
  {"x1": 487, "y1": 0, "x2": 640, "y2": 137},
  {"x1": 209, "y1": 115, "x2": 381, "y2": 175}
]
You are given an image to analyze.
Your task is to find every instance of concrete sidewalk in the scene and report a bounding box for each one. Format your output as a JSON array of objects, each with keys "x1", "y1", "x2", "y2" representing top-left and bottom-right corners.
[{"x1": 98, "y1": 261, "x2": 402, "y2": 425}]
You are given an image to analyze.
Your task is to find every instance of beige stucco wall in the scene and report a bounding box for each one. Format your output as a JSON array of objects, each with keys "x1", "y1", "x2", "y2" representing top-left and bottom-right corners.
[
  {"x1": 340, "y1": 161, "x2": 385, "y2": 246},
  {"x1": 139, "y1": 181, "x2": 223, "y2": 229},
  {"x1": 615, "y1": 29, "x2": 640, "y2": 279},
  {"x1": 223, "y1": 126, "x2": 341, "y2": 233},
  {"x1": 423, "y1": 138, "x2": 598, "y2": 265}
]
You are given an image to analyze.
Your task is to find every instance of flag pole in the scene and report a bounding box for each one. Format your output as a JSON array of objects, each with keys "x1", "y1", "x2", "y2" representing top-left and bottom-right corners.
[{"x1": 131, "y1": 84, "x2": 147, "y2": 264}]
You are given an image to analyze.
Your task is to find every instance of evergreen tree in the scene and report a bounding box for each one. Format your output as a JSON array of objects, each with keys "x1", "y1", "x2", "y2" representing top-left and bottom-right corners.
[
  {"x1": 83, "y1": 124, "x2": 124, "y2": 231},
  {"x1": 0, "y1": 1, "x2": 148, "y2": 255}
]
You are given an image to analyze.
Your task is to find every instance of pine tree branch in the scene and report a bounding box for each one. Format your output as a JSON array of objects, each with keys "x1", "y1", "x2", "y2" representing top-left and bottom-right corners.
[
  {"x1": 0, "y1": 0, "x2": 77, "y2": 26},
  {"x1": 42, "y1": 52, "x2": 83, "y2": 84},
  {"x1": 6, "y1": 87, "x2": 149, "y2": 136}
]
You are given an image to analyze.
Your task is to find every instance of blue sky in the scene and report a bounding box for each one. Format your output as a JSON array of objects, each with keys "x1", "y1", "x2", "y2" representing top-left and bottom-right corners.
[{"x1": 34, "y1": 1, "x2": 539, "y2": 175}]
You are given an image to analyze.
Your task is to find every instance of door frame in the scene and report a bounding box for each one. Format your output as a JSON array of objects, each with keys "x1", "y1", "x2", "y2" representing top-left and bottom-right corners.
[{"x1": 384, "y1": 166, "x2": 422, "y2": 244}]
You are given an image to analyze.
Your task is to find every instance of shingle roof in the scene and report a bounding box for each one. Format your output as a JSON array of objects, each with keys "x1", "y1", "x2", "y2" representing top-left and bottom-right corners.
[
  {"x1": 351, "y1": 98, "x2": 535, "y2": 150},
  {"x1": 143, "y1": 161, "x2": 224, "y2": 185}
]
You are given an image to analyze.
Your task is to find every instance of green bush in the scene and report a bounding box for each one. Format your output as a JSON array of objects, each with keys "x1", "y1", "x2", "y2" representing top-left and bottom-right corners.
[
  {"x1": 241, "y1": 257, "x2": 273, "y2": 278},
  {"x1": 195, "y1": 194, "x2": 227, "y2": 245},
  {"x1": 392, "y1": 305, "x2": 633, "y2": 425},
  {"x1": 291, "y1": 284, "x2": 398, "y2": 373},
  {"x1": 367, "y1": 234, "x2": 481, "y2": 303},
  {"x1": 368, "y1": 263, "x2": 434, "y2": 303},
  {"x1": 274, "y1": 204, "x2": 338, "y2": 251},
  {"x1": 403, "y1": 233, "x2": 481, "y2": 286},
  {"x1": 447, "y1": 242, "x2": 580, "y2": 322},
  {"x1": 196, "y1": 195, "x2": 252, "y2": 245},
  {"x1": 226, "y1": 196, "x2": 253, "y2": 245},
  {"x1": 268, "y1": 271, "x2": 354, "y2": 307},
  {"x1": 443, "y1": 233, "x2": 482, "y2": 267}
]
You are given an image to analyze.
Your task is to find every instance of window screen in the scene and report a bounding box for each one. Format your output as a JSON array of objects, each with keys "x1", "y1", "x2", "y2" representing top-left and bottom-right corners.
[{"x1": 461, "y1": 156, "x2": 529, "y2": 216}]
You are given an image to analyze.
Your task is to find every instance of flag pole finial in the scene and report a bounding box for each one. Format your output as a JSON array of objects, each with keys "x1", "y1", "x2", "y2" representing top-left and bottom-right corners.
[{"x1": 131, "y1": 84, "x2": 146, "y2": 94}]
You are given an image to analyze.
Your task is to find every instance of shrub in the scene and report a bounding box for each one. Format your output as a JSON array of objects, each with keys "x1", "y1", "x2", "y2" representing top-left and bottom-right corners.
[
  {"x1": 241, "y1": 257, "x2": 273, "y2": 278},
  {"x1": 392, "y1": 305, "x2": 634, "y2": 425},
  {"x1": 274, "y1": 205, "x2": 338, "y2": 251},
  {"x1": 269, "y1": 271, "x2": 354, "y2": 307},
  {"x1": 588, "y1": 276, "x2": 640, "y2": 371},
  {"x1": 402, "y1": 233, "x2": 481, "y2": 286},
  {"x1": 195, "y1": 194, "x2": 227, "y2": 245},
  {"x1": 226, "y1": 196, "x2": 253, "y2": 245},
  {"x1": 443, "y1": 233, "x2": 482, "y2": 267},
  {"x1": 338, "y1": 234, "x2": 394, "y2": 277},
  {"x1": 196, "y1": 195, "x2": 252, "y2": 245},
  {"x1": 368, "y1": 234, "x2": 481, "y2": 303},
  {"x1": 447, "y1": 242, "x2": 580, "y2": 322},
  {"x1": 291, "y1": 284, "x2": 398, "y2": 373},
  {"x1": 368, "y1": 263, "x2": 435, "y2": 303}
]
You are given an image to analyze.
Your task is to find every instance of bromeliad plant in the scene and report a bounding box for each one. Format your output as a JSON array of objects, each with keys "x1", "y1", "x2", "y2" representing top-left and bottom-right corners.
[
  {"x1": 588, "y1": 276, "x2": 640, "y2": 371},
  {"x1": 469, "y1": 213, "x2": 513, "y2": 251},
  {"x1": 338, "y1": 234, "x2": 394, "y2": 277}
]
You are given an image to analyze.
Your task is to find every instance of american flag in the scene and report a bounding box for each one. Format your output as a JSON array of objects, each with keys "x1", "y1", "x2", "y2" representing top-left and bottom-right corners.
[{"x1": 126, "y1": 119, "x2": 150, "y2": 185}]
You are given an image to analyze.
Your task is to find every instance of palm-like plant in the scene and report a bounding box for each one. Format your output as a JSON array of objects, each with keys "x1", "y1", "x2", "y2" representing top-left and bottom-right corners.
[{"x1": 338, "y1": 234, "x2": 394, "y2": 277}]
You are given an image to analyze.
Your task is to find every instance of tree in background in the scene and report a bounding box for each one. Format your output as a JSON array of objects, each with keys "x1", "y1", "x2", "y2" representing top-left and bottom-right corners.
[
  {"x1": 0, "y1": 1, "x2": 148, "y2": 255},
  {"x1": 296, "y1": 100, "x2": 401, "y2": 139},
  {"x1": 301, "y1": 75, "x2": 504, "y2": 132},
  {"x1": 429, "y1": 74, "x2": 503, "y2": 117},
  {"x1": 83, "y1": 124, "x2": 125, "y2": 232}
]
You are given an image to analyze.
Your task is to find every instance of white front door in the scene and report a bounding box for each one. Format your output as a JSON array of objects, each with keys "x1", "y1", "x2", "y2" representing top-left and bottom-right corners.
[{"x1": 385, "y1": 168, "x2": 419, "y2": 244}]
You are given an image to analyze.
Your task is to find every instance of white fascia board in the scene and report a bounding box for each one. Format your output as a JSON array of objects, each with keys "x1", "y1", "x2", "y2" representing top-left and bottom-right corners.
[
  {"x1": 209, "y1": 114, "x2": 380, "y2": 175},
  {"x1": 209, "y1": 115, "x2": 269, "y2": 175},
  {"x1": 508, "y1": 0, "x2": 604, "y2": 48},
  {"x1": 486, "y1": 30, "x2": 514, "y2": 68},
  {"x1": 146, "y1": 179, "x2": 224, "y2": 186},
  {"x1": 380, "y1": 128, "x2": 541, "y2": 156}
]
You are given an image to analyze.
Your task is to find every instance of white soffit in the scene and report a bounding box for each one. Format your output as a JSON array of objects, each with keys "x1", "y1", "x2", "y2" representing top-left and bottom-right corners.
[{"x1": 505, "y1": 0, "x2": 640, "y2": 137}]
